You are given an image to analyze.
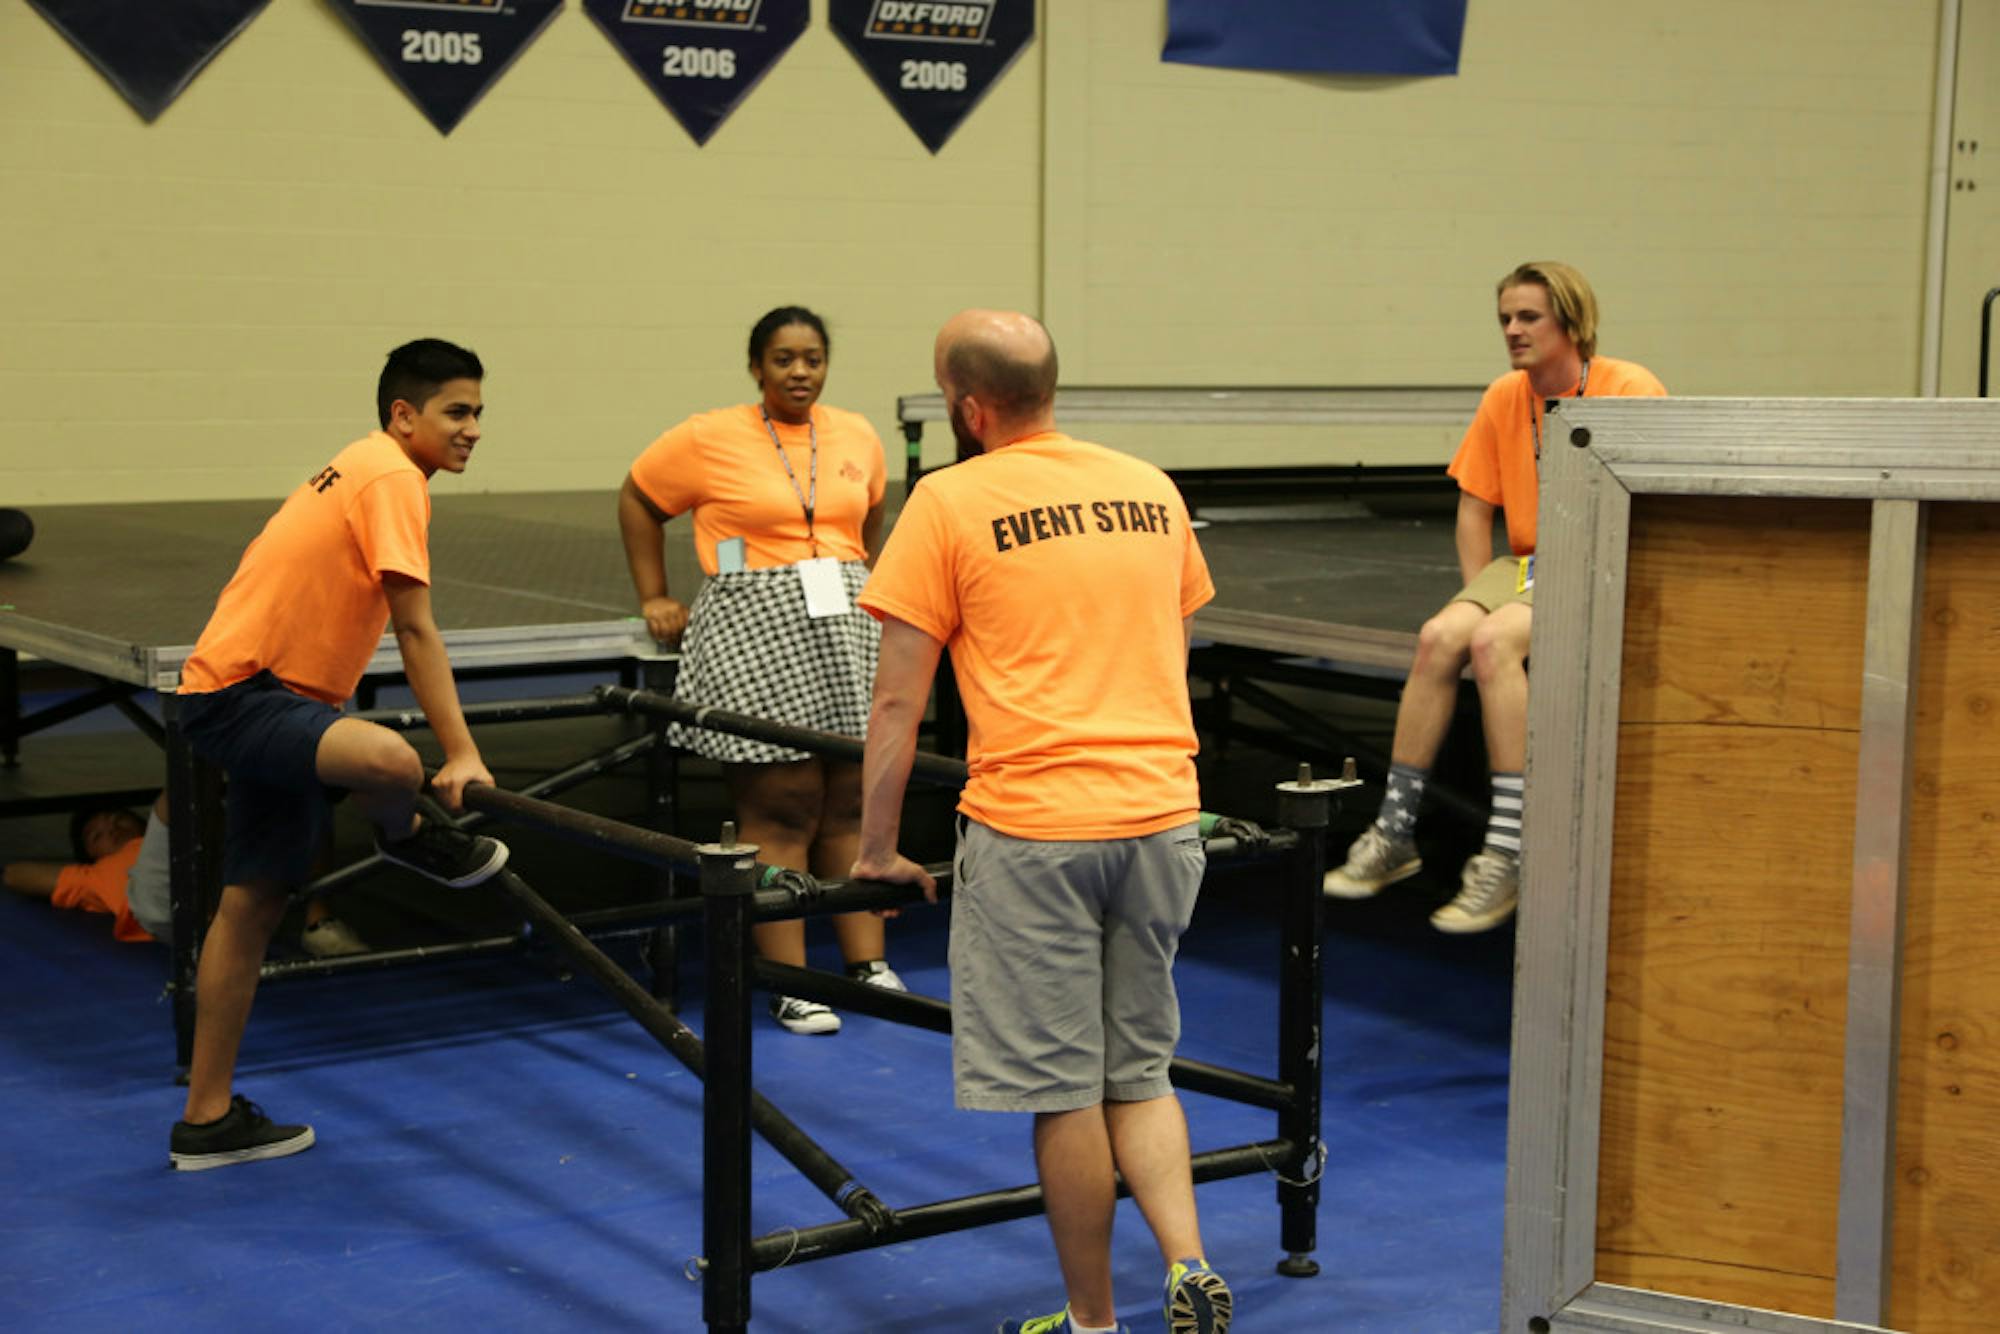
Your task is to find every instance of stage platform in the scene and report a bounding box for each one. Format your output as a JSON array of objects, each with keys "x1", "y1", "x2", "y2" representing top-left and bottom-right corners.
[
  {"x1": 0, "y1": 490, "x2": 1462, "y2": 701},
  {"x1": 0, "y1": 492, "x2": 678, "y2": 692}
]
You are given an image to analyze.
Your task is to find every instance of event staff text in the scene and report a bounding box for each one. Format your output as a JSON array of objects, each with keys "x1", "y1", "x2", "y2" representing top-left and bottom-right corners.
[{"x1": 991, "y1": 500, "x2": 1172, "y2": 553}]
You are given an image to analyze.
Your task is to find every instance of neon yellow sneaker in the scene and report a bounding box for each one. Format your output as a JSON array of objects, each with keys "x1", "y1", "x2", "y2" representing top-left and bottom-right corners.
[
  {"x1": 996, "y1": 1311, "x2": 1129, "y2": 1334},
  {"x1": 1164, "y1": 1259, "x2": 1233, "y2": 1334}
]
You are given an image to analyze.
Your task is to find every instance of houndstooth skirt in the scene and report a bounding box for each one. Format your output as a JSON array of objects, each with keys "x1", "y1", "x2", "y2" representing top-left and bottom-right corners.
[{"x1": 669, "y1": 561, "x2": 879, "y2": 765}]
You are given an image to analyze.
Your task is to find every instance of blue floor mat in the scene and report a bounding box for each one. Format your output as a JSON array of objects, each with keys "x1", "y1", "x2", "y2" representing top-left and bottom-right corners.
[{"x1": 0, "y1": 859, "x2": 1507, "y2": 1333}]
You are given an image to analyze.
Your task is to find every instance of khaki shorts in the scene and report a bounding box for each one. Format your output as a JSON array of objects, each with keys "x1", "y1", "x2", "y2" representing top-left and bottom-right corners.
[{"x1": 1455, "y1": 555, "x2": 1535, "y2": 612}]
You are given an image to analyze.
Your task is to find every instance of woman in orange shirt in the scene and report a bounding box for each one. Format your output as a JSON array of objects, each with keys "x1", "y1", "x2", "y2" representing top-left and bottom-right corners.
[{"x1": 618, "y1": 306, "x2": 900, "y2": 1035}]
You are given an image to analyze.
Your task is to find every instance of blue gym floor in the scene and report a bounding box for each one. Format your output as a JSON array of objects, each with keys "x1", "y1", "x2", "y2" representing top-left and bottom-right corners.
[{"x1": 0, "y1": 697, "x2": 1511, "y2": 1333}]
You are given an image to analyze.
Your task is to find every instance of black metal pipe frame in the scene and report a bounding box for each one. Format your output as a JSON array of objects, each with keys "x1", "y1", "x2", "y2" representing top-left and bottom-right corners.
[
  {"x1": 0, "y1": 647, "x2": 17, "y2": 766},
  {"x1": 163, "y1": 696, "x2": 225, "y2": 1077},
  {"x1": 1272, "y1": 769, "x2": 1336, "y2": 1277},
  {"x1": 464, "y1": 781, "x2": 703, "y2": 873},
  {"x1": 161, "y1": 672, "x2": 1295, "y2": 1074},
  {"x1": 460, "y1": 774, "x2": 1340, "y2": 1324},
  {"x1": 353, "y1": 692, "x2": 612, "y2": 732},
  {"x1": 638, "y1": 657, "x2": 681, "y2": 1007},
  {"x1": 112, "y1": 694, "x2": 168, "y2": 749},
  {"x1": 700, "y1": 839, "x2": 756, "y2": 1334},
  {"x1": 481, "y1": 864, "x2": 892, "y2": 1252},
  {"x1": 555, "y1": 825, "x2": 1292, "y2": 939},
  {"x1": 758, "y1": 959, "x2": 1295, "y2": 1109},
  {"x1": 750, "y1": 1139, "x2": 1301, "y2": 1269},
  {"x1": 598, "y1": 684, "x2": 971, "y2": 787},
  {"x1": 257, "y1": 930, "x2": 529, "y2": 981},
  {"x1": 11, "y1": 680, "x2": 144, "y2": 740},
  {"x1": 297, "y1": 731, "x2": 661, "y2": 901},
  {"x1": 152, "y1": 667, "x2": 1334, "y2": 1316},
  {"x1": 168, "y1": 722, "x2": 666, "y2": 1065}
]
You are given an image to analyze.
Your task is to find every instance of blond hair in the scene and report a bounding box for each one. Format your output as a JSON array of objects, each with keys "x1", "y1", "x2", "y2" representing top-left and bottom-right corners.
[{"x1": 1497, "y1": 261, "x2": 1598, "y2": 360}]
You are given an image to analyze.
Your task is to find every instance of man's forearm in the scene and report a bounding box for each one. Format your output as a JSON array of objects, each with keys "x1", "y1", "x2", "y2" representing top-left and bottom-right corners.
[
  {"x1": 396, "y1": 623, "x2": 478, "y2": 762},
  {"x1": 855, "y1": 614, "x2": 946, "y2": 878},
  {"x1": 857, "y1": 695, "x2": 922, "y2": 863}
]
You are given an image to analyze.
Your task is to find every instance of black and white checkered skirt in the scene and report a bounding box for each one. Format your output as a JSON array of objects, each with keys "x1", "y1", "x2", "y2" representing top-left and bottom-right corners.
[{"x1": 670, "y1": 560, "x2": 879, "y2": 765}]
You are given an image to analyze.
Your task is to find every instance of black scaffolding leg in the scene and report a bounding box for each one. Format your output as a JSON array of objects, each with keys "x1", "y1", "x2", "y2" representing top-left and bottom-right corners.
[
  {"x1": 642, "y1": 657, "x2": 680, "y2": 1007},
  {"x1": 0, "y1": 647, "x2": 18, "y2": 767},
  {"x1": 700, "y1": 833, "x2": 757, "y2": 1334},
  {"x1": 164, "y1": 696, "x2": 225, "y2": 1079},
  {"x1": 1274, "y1": 765, "x2": 1337, "y2": 1276}
]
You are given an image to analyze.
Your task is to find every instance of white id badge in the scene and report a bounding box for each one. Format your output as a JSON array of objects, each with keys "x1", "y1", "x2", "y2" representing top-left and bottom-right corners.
[
  {"x1": 797, "y1": 557, "x2": 850, "y2": 619},
  {"x1": 716, "y1": 536, "x2": 746, "y2": 574}
]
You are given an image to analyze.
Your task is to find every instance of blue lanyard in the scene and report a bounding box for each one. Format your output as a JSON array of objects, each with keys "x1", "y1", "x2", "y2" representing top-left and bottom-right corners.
[{"x1": 760, "y1": 406, "x2": 818, "y2": 557}]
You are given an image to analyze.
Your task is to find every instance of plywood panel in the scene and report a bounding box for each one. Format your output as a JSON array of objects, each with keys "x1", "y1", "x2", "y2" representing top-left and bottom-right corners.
[
  {"x1": 1597, "y1": 496, "x2": 1867, "y2": 1316},
  {"x1": 1620, "y1": 497, "x2": 1870, "y2": 730},
  {"x1": 1891, "y1": 502, "x2": 2000, "y2": 1332}
]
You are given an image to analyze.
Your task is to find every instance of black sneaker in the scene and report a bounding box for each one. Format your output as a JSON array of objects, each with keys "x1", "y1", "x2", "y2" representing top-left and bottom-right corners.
[
  {"x1": 170, "y1": 1096, "x2": 315, "y2": 1172},
  {"x1": 376, "y1": 818, "x2": 509, "y2": 888}
]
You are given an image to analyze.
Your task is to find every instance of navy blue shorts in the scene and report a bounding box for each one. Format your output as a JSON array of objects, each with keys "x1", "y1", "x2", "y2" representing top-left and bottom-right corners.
[{"x1": 179, "y1": 671, "x2": 343, "y2": 889}]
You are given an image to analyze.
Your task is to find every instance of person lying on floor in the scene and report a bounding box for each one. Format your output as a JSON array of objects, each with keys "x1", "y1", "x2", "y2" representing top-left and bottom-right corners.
[{"x1": 2, "y1": 794, "x2": 370, "y2": 957}]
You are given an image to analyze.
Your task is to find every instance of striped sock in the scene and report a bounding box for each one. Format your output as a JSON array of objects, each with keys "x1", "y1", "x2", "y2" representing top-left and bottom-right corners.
[
  {"x1": 1376, "y1": 763, "x2": 1427, "y2": 842},
  {"x1": 1484, "y1": 772, "x2": 1524, "y2": 857}
]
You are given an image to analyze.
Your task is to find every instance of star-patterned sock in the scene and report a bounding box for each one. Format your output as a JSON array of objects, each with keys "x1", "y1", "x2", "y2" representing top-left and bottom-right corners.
[{"x1": 1376, "y1": 763, "x2": 1427, "y2": 842}]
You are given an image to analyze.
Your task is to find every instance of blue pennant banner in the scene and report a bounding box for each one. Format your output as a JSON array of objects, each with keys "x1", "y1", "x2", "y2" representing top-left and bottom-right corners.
[
  {"x1": 1163, "y1": 0, "x2": 1468, "y2": 77},
  {"x1": 829, "y1": 1, "x2": 1035, "y2": 154},
  {"x1": 584, "y1": 0, "x2": 808, "y2": 146},
  {"x1": 327, "y1": 0, "x2": 565, "y2": 136},
  {"x1": 28, "y1": 0, "x2": 273, "y2": 122}
]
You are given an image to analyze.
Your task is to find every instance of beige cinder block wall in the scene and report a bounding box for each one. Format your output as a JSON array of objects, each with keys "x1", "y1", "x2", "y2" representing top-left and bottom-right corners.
[
  {"x1": 0, "y1": 2, "x2": 1946, "y2": 500},
  {"x1": 0, "y1": 2, "x2": 1042, "y2": 502}
]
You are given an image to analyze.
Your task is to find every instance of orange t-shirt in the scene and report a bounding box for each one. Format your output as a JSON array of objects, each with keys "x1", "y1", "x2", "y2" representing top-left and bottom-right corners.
[
  {"x1": 180, "y1": 432, "x2": 431, "y2": 706},
  {"x1": 627, "y1": 403, "x2": 886, "y2": 575},
  {"x1": 52, "y1": 838, "x2": 152, "y2": 943},
  {"x1": 859, "y1": 431, "x2": 1214, "y2": 840},
  {"x1": 1447, "y1": 356, "x2": 1667, "y2": 555}
]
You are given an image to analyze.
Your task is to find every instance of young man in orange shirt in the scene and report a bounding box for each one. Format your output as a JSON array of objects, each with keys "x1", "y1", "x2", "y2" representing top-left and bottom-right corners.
[
  {"x1": 168, "y1": 338, "x2": 507, "y2": 1171},
  {"x1": 854, "y1": 311, "x2": 1231, "y2": 1334},
  {"x1": 3, "y1": 803, "x2": 153, "y2": 942},
  {"x1": 1323, "y1": 262, "x2": 1665, "y2": 931}
]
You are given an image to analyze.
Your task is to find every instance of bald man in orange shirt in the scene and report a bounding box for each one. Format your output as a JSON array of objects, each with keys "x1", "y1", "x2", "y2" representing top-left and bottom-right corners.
[{"x1": 856, "y1": 311, "x2": 1232, "y2": 1334}]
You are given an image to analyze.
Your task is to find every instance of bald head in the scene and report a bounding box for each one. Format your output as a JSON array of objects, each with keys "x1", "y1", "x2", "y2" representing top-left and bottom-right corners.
[{"x1": 934, "y1": 309, "x2": 1059, "y2": 443}]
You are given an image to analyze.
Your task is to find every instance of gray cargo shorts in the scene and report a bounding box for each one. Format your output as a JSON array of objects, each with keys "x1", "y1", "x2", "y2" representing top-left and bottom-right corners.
[{"x1": 948, "y1": 816, "x2": 1206, "y2": 1113}]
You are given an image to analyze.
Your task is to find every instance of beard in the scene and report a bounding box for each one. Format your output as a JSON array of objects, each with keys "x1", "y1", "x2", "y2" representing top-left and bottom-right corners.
[{"x1": 949, "y1": 399, "x2": 983, "y2": 462}]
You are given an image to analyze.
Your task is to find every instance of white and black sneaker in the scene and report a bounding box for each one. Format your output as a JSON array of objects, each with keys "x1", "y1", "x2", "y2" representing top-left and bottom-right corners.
[
  {"x1": 769, "y1": 995, "x2": 840, "y2": 1035},
  {"x1": 170, "y1": 1096, "x2": 315, "y2": 1172},
  {"x1": 846, "y1": 959, "x2": 908, "y2": 992},
  {"x1": 376, "y1": 818, "x2": 508, "y2": 889}
]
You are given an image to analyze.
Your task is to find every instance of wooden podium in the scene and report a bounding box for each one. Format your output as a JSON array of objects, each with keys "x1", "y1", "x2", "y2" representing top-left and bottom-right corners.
[{"x1": 1505, "y1": 398, "x2": 2000, "y2": 1334}]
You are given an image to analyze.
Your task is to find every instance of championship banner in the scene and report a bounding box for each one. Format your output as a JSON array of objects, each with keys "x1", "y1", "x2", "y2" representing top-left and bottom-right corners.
[
  {"x1": 1162, "y1": 0, "x2": 1467, "y2": 77},
  {"x1": 829, "y1": 1, "x2": 1033, "y2": 154},
  {"x1": 28, "y1": 0, "x2": 272, "y2": 122},
  {"x1": 327, "y1": 0, "x2": 565, "y2": 135},
  {"x1": 584, "y1": 1, "x2": 808, "y2": 146}
]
